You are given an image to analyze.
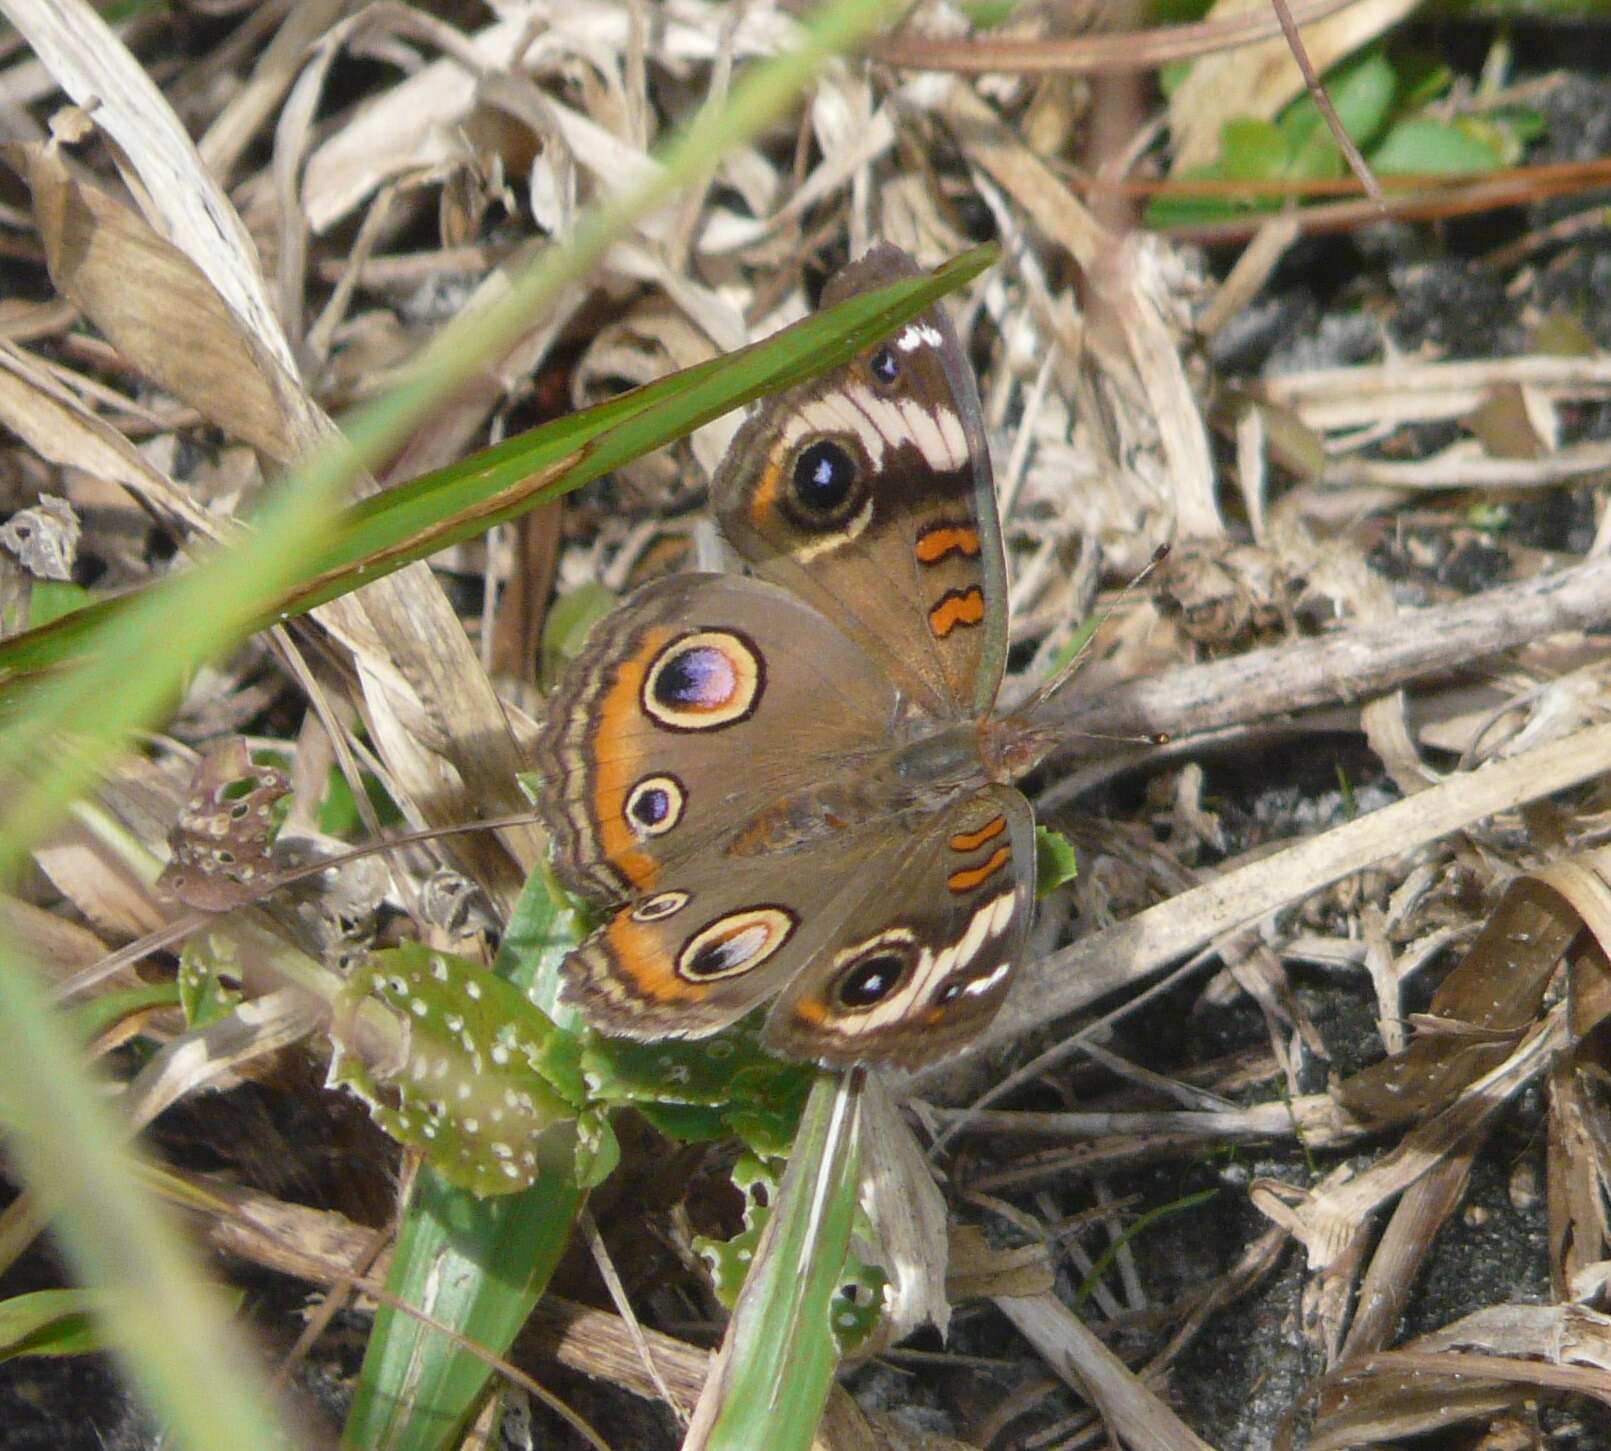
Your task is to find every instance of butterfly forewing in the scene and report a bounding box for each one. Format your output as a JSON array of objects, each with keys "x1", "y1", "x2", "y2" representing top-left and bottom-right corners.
[
  {"x1": 535, "y1": 572, "x2": 901, "y2": 903},
  {"x1": 711, "y1": 245, "x2": 1008, "y2": 721}
]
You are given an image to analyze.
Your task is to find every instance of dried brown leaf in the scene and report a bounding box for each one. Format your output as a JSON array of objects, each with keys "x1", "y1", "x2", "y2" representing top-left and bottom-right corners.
[
  {"x1": 155, "y1": 739, "x2": 290, "y2": 912},
  {"x1": 0, "y1": 341, "x2": 216, "y2": 535},
  {"x1": 1308, "y1": 1338, "x2": 1611, "y2": 1450},
  {"x1": 1548, "y1": 1057, "x2": 1611, "y2": 1300},
  {"x1": 1464, "y1": 382, "x2": 1553, "y2": 461},
  {"x1": 945, "y1": 1226, "x2": 1055, "y2": 1302},
  {"x1": 6, "y1": 140, "x2": 300, "y2": 461},
  {"x1": 1337, "y1": 877, "x2": 1577, "y2": 1126}
]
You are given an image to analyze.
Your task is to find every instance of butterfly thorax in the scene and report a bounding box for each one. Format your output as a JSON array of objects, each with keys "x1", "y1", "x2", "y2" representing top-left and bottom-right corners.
[
  {"x1": 720, "y1": 739, "x2": 981, "y2": 858},
  {"x1": 887, "y1": 711, "x2": 1058, "y2": 793},
  {"x1": 721, "y1": 714, "x2": 1052, "y2": 861}
]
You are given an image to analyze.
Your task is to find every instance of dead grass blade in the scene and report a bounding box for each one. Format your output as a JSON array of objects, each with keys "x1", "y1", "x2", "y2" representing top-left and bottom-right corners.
[{"x1": 995, "y1": 1292, "x2": 1216, "y2": 1451}]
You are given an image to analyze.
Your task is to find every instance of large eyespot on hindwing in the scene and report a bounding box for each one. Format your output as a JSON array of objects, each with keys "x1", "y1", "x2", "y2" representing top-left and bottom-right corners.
[
  {"x1": 641, "y1": 630, "x2": 763, "y2": 732},
  {"x1": 829, "y1": 929, "x2": 921, "y2": 1013},
  {"x1": 677, "y1": 907, "x2": 798, "y2": 982},
  {"x1": 624, "y1": 774, "x2": 685, "y2": 838}
]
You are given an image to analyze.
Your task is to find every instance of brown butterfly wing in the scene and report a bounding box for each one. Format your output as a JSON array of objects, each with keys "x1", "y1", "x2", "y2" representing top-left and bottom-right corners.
[
  {"x1": 536, "y1": 571, "x2": 915, "y2": 1037},
  {"x1": 535, "y1": 572, "x2": 900, "y2": 905},
  {"x1": 551, "y1": 827, "x2": 900, "y2": 1043},
  {"x1": 764, "y1": 785, "x2": 1034, "y2": 1068},
  {"x1": 711, "y1": 245, "x2": 1007, "y2": 721}
]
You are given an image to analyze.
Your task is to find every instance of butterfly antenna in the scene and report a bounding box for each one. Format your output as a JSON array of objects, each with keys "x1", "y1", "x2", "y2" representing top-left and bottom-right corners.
[{"x1": 1019, "y1": 541, "x2": 1171, "y2": 717}]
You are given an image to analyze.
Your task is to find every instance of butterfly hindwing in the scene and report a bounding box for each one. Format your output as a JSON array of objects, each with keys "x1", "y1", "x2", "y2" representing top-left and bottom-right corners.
[{"x1": 764, "y1": 785, "x2": 1034, "y2": 1068}]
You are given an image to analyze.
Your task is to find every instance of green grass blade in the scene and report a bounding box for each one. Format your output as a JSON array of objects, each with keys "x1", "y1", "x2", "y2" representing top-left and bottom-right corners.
[
  {"x1": 0, "y1": 242, "x2": 994, "y2": 684},
  {"x1": 340, "y1": 1169, "x2": 584, "y2": 1451},
  {"x1": 688, "y1": 1071, "x2": 863, "y2": 1451},
  {"x1": 0, "y1": 945, "x2": 299, "y2": 1449}
]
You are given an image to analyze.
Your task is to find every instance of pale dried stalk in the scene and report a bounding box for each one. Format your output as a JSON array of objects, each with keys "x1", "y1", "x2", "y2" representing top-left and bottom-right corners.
[
  {"x1": 927, "y1": 1093, "x2": 1363, "y2": 1148},
  {"x1": 995, "y1": 1292, "x2": 1215, "y2": 1451},
  {"x1": 1041, "y1": 553, "x2": 1611, "y2": 775},
  {"x1": 972, "y1": 724, "x2": 1611, "y2": 1066}
]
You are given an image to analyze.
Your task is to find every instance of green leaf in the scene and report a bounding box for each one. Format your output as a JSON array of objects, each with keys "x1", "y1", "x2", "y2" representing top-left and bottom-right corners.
[
  {"x1": 1369, "y1": 117, "x2": 1499, "y2": 175},
  {"x1": 1279, "y1": 50, "x2": 1397, "y2": 181},
  {"x1": 1393, "y1": 55, "x2": 1454, "y2": 113},
  {"x1": 959, "y1": 0, "x2": 1017, "y2": 28},
  {"x1": 330, "y1": 944, "x2": 579, "y2": 1195},
  {"x1": 1035, "y1": 825, "x2": 1079, "y2": 897},
  {"x1": 538, "y1": 580, "x2": 617, "y2": 692},
  {"x1": 70, "y1": 982, "x2": 181, "y2": 1043},
  {"x1": 635, "y1": 1100, "x2": 732, "y2": 1142},
  {"x1": 1219, "y1": 117, "x2": 1289, "y2": 181},
  {"x1": 695, "y1": 1154, "x2": 779, "y2": 1307},
  {"x1": 26, "y1": 580, "x2": 92, "y2": 629},
  {"x1": 583, "y1": 1024, "x2": 814, "y2": 1153},
  {"x1": 342, "y1": 852, "x2": 598, "y2": 1451},
  {"x1": 177, "y1": 933, "x2": 246, "y2": 1029},
  {"x1": 723, "y1": 1062, "x2": 817, "y2": 1157},
  {"x1": 0, "y1": 1289, "x2": 103, "y2": 1359},
  {"x1": 830, "y1": 1254, "x2": 888, "y2": 1356},
  {"x1": 583, "y1": 1024, "x2": 777, "y2": 1107}
]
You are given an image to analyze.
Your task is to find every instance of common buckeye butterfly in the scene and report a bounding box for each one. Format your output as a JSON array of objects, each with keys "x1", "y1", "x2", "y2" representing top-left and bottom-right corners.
[{"x1": 536, "y1": 246, "x2": 1056, "y2": 1068}]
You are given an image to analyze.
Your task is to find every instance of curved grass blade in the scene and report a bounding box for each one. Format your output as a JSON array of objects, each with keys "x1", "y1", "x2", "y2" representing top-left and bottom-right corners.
[
  {"x1": 685, "y1": 1070, "x2": 864, "y2": 1451},
  {"x1": 0, "y1": 244, "x2": 994, "y2": 687}
]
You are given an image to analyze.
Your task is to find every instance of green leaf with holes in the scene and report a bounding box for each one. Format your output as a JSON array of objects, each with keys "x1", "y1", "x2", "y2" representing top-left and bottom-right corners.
[
  {"x1": 582, "y1": 1026, "x2": 814, "y2": 1152},
  {"x1": 695, "y1": 1153, "x2": 779, "y2": 1307},
  {"x1": 329, "y1": 943, "x2": 580, "y2": 1196},
  {"x1": 176, "y1": 930, "x2": 247, "y2": 1028},
  {"x1": 693, "y1": 1130, "x2": 886, "y2": 1357},
  {"x1": 829, "y1": 1255, "x2": 888, "y2": 1356}
]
